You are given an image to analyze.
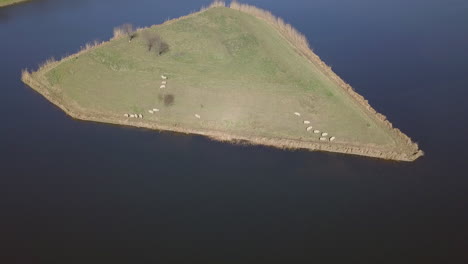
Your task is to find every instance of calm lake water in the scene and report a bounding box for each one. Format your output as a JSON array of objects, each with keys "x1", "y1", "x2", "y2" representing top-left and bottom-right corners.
[{"x1": 1, "y1": 0, "x2": 467, "y2": 263}]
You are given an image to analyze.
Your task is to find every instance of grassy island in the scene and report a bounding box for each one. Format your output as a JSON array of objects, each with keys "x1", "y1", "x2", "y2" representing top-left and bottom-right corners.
[
  {"x1": 22, "y1": 1, "x2": 423, "y2": 161},
  {"x1": 0, "y1": 0, "x2": 30, "y2": 8}
]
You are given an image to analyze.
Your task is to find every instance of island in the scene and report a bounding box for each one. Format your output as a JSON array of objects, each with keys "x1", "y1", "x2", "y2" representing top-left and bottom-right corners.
[
  {"x1": 21, "y1": 1, "x2": 423, "y2": 161},
  {"x1": 0, "y1": 0, "x2": 30, "y2": 8}
]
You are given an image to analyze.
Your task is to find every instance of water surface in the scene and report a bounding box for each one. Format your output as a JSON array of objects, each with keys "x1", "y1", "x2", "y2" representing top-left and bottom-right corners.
[{"x1": 1, "y1": 0, "x2": 467, "y2": 263}]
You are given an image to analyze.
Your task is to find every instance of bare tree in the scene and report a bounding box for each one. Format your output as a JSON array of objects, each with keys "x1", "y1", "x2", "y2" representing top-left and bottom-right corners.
[
  {"x1": 158, "y1": 40, "x2": 169, "y2": 55},
  {"x1": 142, "y1": 31, "x2": 160, "y2": 51},
  {"x1": 116, "y1": 23, "x2": 136, "y2": 41},
  {"x1": 142, "y1": 31, "x2": 169, "y2": 55}
]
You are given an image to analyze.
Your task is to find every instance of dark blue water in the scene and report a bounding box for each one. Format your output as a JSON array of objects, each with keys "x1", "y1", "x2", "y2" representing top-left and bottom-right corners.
[{"x1": 1, "y1": 0, "x2": 467, "y2": 263}]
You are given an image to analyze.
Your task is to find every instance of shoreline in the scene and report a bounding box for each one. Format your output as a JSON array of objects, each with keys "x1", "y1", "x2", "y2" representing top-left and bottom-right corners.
[
  {"x1": 22, "y1": 73, "x2": 421, "y2": 162},
  {"x1": 21, "y1": 3, "x2": 423, "y2": 162},
  {"x1": 0, "y1": 0, "x2": 31, "y2": 8},
  {"x1": 229, "y1": 2, "x2": 423, "y2": 160}
]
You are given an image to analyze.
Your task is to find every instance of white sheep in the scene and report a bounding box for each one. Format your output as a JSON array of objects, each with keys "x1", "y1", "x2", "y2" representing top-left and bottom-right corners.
[
  {"x1": 306, "y1": 126, "x2": 313, "y2": 131},
  {"x1": 319, "y1": 137, "x2": 327, "y2": 141},
  {"x1": 330, "y1": 136, "x2": 336, "y2": 141},
  {"x1": 162, "y1": 81, "x2": 167, "y2": 85},
  {"x1": 322, "y1": 132, "x2": 328, "y2": 137},
  {"x1": 160, "y1": 85, "x2": 166, "y2": 89},
  {"x1": 195, "y1": 114, "x2": 201, "y2": 119},
  {"x1": 129, "y1": 114, "x2": 135, "y2": 118},
  {"x1": 161, "y1": 75, "x2": 167, "y2": 80},
  {"x1": 124, "y1": 114, "x2": 129, "y2": 117},
  {"x1": 313, "y1": 130, "x2": 320, "y2": 134},
  {"x1": 153, "y1": 108, "x2": 160, "y2": 112},
  {"x1": 138, "y1": 114, "x2": 143, "y2": 119},
  {"x1": 304, "y1": 121, "x2": 310, "y2": 124},
  {"x1": 148, "y1": 110, "x2": 154, "y2": 114},
  {"x1": 294, "y1": 112, "x2": 301, "y2": 116}
]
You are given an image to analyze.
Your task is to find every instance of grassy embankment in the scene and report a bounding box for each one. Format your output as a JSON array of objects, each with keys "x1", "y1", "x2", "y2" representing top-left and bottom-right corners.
[
  {"x1": 0, "y1": 0, "x2": 30, "y2": 8},
  {"x1": 21, "y1": 1, "x2": 423, "y2": 161}
]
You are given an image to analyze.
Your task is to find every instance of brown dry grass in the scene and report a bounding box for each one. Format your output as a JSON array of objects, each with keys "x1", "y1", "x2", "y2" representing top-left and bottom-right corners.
[
  {"x1": 113, "y1": 27, "x2": 126, "y2": 39},
  {"x1": 205, "y1": 0, "x2": 225, "y2": 9},
  {"x1": 22, "y1": 39, "x2": 104, "y2": 74}
]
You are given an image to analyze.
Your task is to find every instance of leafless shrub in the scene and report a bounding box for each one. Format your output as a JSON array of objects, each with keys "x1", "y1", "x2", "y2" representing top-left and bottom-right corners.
[
  {"x1": 142, "y1": 31, "x2": 169, "y2": 55},
  {"x1": 158, "y1": 41, "x2": 169, "y2": 55},
  {"x1": 114, "y1": 23, "x2": 136, "y2": 41},
  {"x1": 142, "y1": 31, "x2": 160, "y2": 51}
]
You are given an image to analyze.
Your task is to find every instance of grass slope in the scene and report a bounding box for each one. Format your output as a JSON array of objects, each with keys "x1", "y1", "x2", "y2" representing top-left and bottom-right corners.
[
  {"x1": 0, "y1": 0, "x2": 30, "y2": 7},
  {"x1": 22, "y1": 6, "x2": 422, "y2": 161}
]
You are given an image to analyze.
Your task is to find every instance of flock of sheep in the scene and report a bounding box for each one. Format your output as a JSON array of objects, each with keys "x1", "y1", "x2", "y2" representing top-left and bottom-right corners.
[
  {"x1": 122, "y1": 75, "x2": 336, "y2": 144},
  {"x1": 294, "y1": 112, "x2": 336, "y2": 142},
  {"x1": 123, "y1": 75, "x2": 202, "y2": 120},
  {"x1": 124, "y1": 113, "x2": 142, "y2": 119},
  {"x1": 160, "y1": 75, "x2": 167, "y2": 89},
  {"x1": 122, "y1": 75, "x2": 167, "y2": 119}
]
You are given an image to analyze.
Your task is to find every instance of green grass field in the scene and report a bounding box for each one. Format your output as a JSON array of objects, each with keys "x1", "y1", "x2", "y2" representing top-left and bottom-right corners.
[
  {"x1": 0, "y1": 0, "x2": 29, "y2": 7},
  {"x1": 23, "y1": 6, "x2": 422, "y2": 160}
]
